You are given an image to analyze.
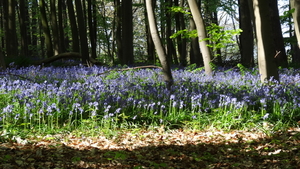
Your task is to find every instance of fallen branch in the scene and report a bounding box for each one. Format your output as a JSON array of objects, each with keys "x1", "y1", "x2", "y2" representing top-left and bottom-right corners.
[
  {"x1": 97, "y1": 65, "x2": 162, "y2": 75},
  {"x1": 33, "y1": 52, "x2": 102, "y2": 66}
]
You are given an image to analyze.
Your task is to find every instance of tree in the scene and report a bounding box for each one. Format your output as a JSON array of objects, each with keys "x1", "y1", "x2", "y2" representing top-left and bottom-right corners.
[
  {"x1": 269, "y1": 0, "x2": 288, "y2": 67},
  {"x1": 239, "y1": 0, "x2": 254, "y2": 67},
  {"x1": 291, "y1": 0, "x2": 300, "y2": 49},
  {"x1": 114, "y1": 0, "x2": 122, "y2": 64},
  {"x1": 19, "y1": 0, "x2": 30, "y2": 57},
  {"x1": 74, "y1": 0, "x2": 89, "y2": 63},
  {"x1": 146, "y1": 0, "x2": 173, "y2": 89},
  {"x1": 189, "y1": 16, "x2": 203, "y2": 66},
  {"x1": 4, "y1": 0, "x2": 18, "y2": 58},
  {"x1": 174, "y1": 0, "x2": 187, "y2": 66},
  {"x1": 39, "y1": 0, "x2": 53, "y2": 57},
  {"x1": 121, "y1": 0, "x2": 134, "y2": 65},
  {"x1": 87, "y1": 0, "x2": 97, "y2": 59},
  {"x1": 50, "y1": 0, "x2": 60, "y2": 55},
  {"x1": 58, "y1": 0, "x2": 67, "y2": 53},
  {"x1": 253, "y1": 0, "x2": 279, "y2": 82},
  {"x1": 0, "y1": 47, "x2": 5, "y2": 69},
  {"x1": 187, "y1": 0, "x2": 213, "y2": 76},
  {"x1": 144, "y1": 0, "x2": 155, "y2": 63},
  {"x1": 67, "y1": 0, "x2": 80, "y2": 53}
]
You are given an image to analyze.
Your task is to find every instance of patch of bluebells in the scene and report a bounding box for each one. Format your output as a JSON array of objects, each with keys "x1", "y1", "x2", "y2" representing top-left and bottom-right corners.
[{"x1": 0, "y1": 65, "x2": 300, "y2": 127}]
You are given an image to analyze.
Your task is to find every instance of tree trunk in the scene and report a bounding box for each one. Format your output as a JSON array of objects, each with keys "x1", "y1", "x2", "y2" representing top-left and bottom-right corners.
[
  {"x1": 188, "y1": 0, "x2": 213, "y2": 76},
  {"x1": 0, "y1": 48, "x2": 5, "y2": 69},
  {"x1": 58, "y1": 0, "x2": 66, "y2": 53},
  {"x1": 146, "y1": 0, "x2": 173, "y2": 89},
  {"x1": 31, "y1": 0, "x2": 39, "y2": 57},
  {"x1": 5, "y1": 0, "x2": 18, "y2": 58},
  {"x1": 74, "y1": 0, "x2": 89, "y2": 63},
  {"x1": 253, "y1": 0, "x2": 279, "y2": 82},
  {"x1": 50, "y1": 0, "x2": 60, "y2": 55},
  {"x1": 291, "y1": 0, "x2": 300, "y2": 59},
  {"x1": 269, "y1": 0, "x2": 288, "y2": 67},
  {"x1": 239, "y1": 0, "x2": 254, "y2": 67},
  {"x1": 121, "y1": 0, "x2": 134, "y2": 65},
  {"x1": 144, "y1": 0, "x2": 155, "y2": 63},
  {"x1": 88, "y1": 0, "x2": 97, "y2": 59},
  {"x1": 67, "y1": 0, "x2": 80, "y2": 52},
  {"x1": 19, "y1": 0, "x2": 30, "y2": 57},
  {"x1": 114, "y1": 0, "x2": 122, "y2": 64},
  {"x1": 189, "y1": 17, "x2": 203, "y2": 66},
  {"x1": 39, "y1": 0, "x2": 53, "y2": 57}
]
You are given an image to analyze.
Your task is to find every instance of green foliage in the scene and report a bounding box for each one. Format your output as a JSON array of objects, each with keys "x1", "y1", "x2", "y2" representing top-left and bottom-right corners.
[
  {"x1": 201, "y1": 23, "x2": 242, "y2": 57},
  {"x1": 170, "y1": 29, "x2": 197, "y2": 39},
  {"x1": 168, "y1": 6, "x2": 191, "y2": 15},
  {"x1": 237, "y1": 63, "x2": 247, "y2": 76}
]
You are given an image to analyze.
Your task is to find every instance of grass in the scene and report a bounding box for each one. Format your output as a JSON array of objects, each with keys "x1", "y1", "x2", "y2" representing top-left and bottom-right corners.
[{"x1": 0, "y1": 65, "x2": 299, "y2": 140}]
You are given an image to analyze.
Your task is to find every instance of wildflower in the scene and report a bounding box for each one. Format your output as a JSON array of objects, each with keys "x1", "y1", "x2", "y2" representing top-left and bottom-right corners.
[
  {"x1": 263, "y1": 113, "x2": 269, "y2": 120},
  {"x1": 115, "y1": 108, "x2": 121, "y2": 114}
]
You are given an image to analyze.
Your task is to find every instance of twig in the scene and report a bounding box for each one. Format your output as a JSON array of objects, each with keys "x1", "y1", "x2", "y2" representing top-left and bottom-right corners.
[{"x1": 274, "y1": 51, "x2": 281, "y2": 58}]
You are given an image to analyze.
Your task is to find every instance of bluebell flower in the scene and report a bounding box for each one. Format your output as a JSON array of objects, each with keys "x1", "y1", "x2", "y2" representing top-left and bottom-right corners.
[{"x1": 263, "y1": 113, "x2": 269, "y2": 120}]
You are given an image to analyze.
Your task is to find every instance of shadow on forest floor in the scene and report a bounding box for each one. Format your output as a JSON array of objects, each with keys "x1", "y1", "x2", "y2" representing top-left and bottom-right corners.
[{"x1": 0, "y1": 128, "x2": 299, "y2": 169}]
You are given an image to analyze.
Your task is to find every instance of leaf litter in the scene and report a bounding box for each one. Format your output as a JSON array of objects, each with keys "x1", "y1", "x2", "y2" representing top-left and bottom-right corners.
[{"x1": 0, "y1": 127, "x2": 299, "y2": 169}]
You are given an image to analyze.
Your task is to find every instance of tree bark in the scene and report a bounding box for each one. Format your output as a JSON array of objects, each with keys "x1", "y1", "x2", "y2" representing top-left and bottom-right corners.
[
  {"x1": 0, "y1": 48, "x2": 5, "y2": 69},
  {"x1": 146, "y1": 0, "x2": 173, "y2": 89},
  {"x1": 50, "y1": 0, "x2": 60, "y2": 55},
  {"x1": 39, "y1": 0, "x2": 53, "y2": 57},
  {"x1": 189, "y1": 17, "x2": 203, "y2": 66},
  {"x1": 239, "y1": 0, "x2": 254, "y2": 67},
  {"x1": 269, "y1": 0, "x2": 288, "y2": 67},
  {"x1": 121, "y1": 0, "x2": 134, "y2": 65},
  {"x1": 253, "y1": 0, "x2": 279, "y2": 82},
  {"x1": 5, "y1": 0, "x2": 18, "y2": 58},
  {"x1": 114, "y1": 0, "x2": 122, "y2": 64},
  {"x1": 188, "y1": 0, "x2": 213, "y2": 76},
  {"x1": 74, "y1": 0, "x2": 89, "y2": 63},
  {"x1": 19, "y1": 0, "x2": 30, "y2": 57},
  {"x1": 87, "y1": 0, "x2": 97, "y2": 59},
  {"x1": 67, "y1": 0, "x2": 80, "y2": 53},
  {"x1": 58, "y1": 0, "x2": 66, "y2": 53},
  {"x1": 144, "y1": 0, "x2": 155, "y2": 63}
]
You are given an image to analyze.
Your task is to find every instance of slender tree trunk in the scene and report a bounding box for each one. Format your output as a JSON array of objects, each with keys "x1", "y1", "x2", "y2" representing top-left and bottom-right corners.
[
  {"x1": 88, "y1": 0, "x2": 97, "y2": 59},
  {"x1": 144, "y1": 0, "x2": 155, "y2": 63},
  {"x1": 74, "y1": 0, "x2": 89, "y2": 63},
  {"x1": 291, "y1": 0, "x2": 300, "y2": 47},
  {"x1": 50, "y1": 0, "x2": 60, "y2": 55},
  {"x1": 5, "y1": 0, "x2": 18, "y2": 58},
  {"x1": 269, "y1": 0, "x2": 288, "y2": 67},
  {"x1": 114, "y1": 0, "x2": 122, "y2": 64},
  {"x1": 31, "y1": 0, "x2": 38, "y2": 57},
  {"x1": 58, "y1": 0, "x2": 66, "y2": 53},
  {"x1": 0, "y1": 48, "x2": 5, "y2": 69},
  {"x1": 239, "y1": 0, "x2": 254, "y2": 67},
  {"x1": 188, "y1": 0, "x2": 213, "y2": 76},
  {"x1": 189, "y1": 17, "x2": 203, "y2": 66},
  {"x1": 39, "y1": 0, "x2": 53, "y2": 57},
  {"x1": 253, "y1": 0, "x2": 279, "y2": 82},
  {"x1": 146, "y1": 0, "x2": 173, "y2": 89},
  {"x1": 67, "y1": 0, "x2": 79, "y2": 52},
  {"x1": 121, "y1": 0, "x2": 134, "y2": 65},
  {"x1": 165, "y1": 0, "x2": 178, "y2": 65},
  {"x1": 19, "y1": 0, "x2": 30, "y2": 57}
]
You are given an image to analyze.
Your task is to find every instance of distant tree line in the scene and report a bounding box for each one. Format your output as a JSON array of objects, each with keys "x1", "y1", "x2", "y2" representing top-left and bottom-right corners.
[{"x1": 1, "y1": 0, "x2": 300, "y2": 82}]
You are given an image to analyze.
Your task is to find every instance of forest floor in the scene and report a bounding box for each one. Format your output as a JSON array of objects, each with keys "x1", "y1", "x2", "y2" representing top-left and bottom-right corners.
[{"x1": 0, "y1": 127, "x2": 299, "y2": 169}]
